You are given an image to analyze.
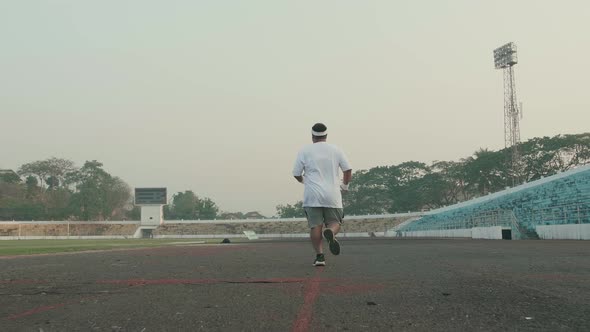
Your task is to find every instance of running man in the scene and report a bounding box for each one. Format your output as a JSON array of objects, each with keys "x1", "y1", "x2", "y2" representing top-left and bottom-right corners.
[{"x1": 293, "y1": 123, "x2": 352, "y2": 266}]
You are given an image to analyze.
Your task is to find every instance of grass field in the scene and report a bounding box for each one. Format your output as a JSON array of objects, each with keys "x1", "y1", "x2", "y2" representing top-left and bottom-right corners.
[{"x1": 0, "y1": 238, "x2": 230, "y2": 256}]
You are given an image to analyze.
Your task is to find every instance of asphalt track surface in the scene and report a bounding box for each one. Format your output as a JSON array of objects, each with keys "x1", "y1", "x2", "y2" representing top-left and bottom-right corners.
[{"x1": 1, "y1": 239, "x2": 589, "y2": 332}]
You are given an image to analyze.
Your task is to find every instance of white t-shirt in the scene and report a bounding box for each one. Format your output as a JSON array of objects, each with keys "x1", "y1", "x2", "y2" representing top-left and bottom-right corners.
[{"x1": 292, "y1": 142, "x2": 352, "y2": 208}]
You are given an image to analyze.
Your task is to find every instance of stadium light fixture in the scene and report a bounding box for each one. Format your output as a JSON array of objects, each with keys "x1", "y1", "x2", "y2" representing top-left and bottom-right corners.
[{"x1": 493, "y1": 42, "x2": 518, "y2": 69}]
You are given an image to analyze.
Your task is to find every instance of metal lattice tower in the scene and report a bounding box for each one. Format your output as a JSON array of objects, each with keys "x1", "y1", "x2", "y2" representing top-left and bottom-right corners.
[{"x1": 494, "y1": 42, "x2": 522, "y2": 185}]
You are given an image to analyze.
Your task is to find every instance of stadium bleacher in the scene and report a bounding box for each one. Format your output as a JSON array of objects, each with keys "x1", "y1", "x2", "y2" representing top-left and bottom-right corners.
[{"x1": 399, "y1": 165, "x2": 590, "y2": 238}]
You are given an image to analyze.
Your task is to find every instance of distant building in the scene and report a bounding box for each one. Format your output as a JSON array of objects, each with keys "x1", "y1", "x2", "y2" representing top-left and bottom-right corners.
[
  {"x1": 244, "y1": 211, "x2": 266, "y2": 219},
  {"x1": 0, "y1": 169, "x2": 20, "y2": 183},
  {"x1": 218, "y1": 211, "x2": 267, "y2": 220},
  {"x1": 219, "y1": 212, "x2": 244, "y2": 220}
]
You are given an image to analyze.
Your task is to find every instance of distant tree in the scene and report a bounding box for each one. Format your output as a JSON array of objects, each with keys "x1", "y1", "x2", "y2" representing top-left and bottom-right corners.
[
  {"x1": 18, "y1": 157, "x2": 75, "y2": 190},
  {"x1": 343, "y1": 162, "x2": 430, "y2": 214},
  {"x1": 68, "y1": 160, "x2": 131, "y2": 220},
  {"x1": 431, "y1": 160, "x2": 468, "y2": 204},
  {"x1": 396, "y1": 161, "x2": 429, "y2": 185},
  {"x1": 46, "y1": 176, "x2": 59, "y2": 190},
  {"x1": 45, "y1": 188, "x2": 72, "y2": 220},
  {"x1": 126, "y1": 205, "x2": 141, "y2": 221},
  {"x1": 18, "y1": 161, "x2": 49, "y2": 189},
  {"x1": 163, "y1": 205, "x2": 173, "y2": 220},
  {"x1": 343, "y1": 166, "x2": 397, "y2": 215},
  {"x1": 389, "y1": 162, "x2": 430, "y2": 212},
  {"x1": 276, "y1": 201, "x2": 305, "y2": 218},
  {"x1": 25, "y1": 176, "x2": 40, "y2": 199},
  {"x1": 463, "y1": 148, "x2": 508, "y2": 195},
  {"x1": 167, "y1": 191, "x2": 197, "y2": 219},
  {"x1": 25, "y1": 176, "x2": 38, "y2": 187},
  {"x1": 520, "y1": 133, "x2": 590, "y2": 182},
  {"x1": 196, "y1": 197, "x2": 219, "y2": 220},
  {"x1": 102, "y1": 177, "x2": 132, "y2": 220},
  {"x1": 166, "y1": 190, "x2": 219, "y2": 220},
  {"x1": 409, "y1": 173, "x2": 446, "y2": 210},
  {"x1": 0, "y1": 201, "x2": 44, "y2": 220},
  {"x1": 0, "y1": 178, "x2": 27, "y2": 220}
]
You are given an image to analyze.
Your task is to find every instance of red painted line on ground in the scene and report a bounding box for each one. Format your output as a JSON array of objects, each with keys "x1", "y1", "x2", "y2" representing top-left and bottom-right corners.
[
  {"x1": 8, "y1": 303, "x2": 68, "y2": 320},
  {"x1": 292, "y1": 268, "x2": 324, "y2": 332},
  {"x1": 7, "y1": 297, "x2": 97, "y2": 320},
  {"x1": 97, "y1": 278, "x2": 222, "y2": 286}
]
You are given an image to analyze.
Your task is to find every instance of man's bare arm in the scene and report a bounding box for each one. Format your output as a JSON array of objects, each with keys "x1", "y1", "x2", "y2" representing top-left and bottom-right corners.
[{"x1": 343, "y1": 169, "x2": 352, "y2": 185}]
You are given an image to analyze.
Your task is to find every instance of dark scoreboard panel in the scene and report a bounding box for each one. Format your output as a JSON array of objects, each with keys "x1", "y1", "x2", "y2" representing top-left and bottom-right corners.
[{"x1": 135, "y1": 188, "x2": 167, "y2": 205}]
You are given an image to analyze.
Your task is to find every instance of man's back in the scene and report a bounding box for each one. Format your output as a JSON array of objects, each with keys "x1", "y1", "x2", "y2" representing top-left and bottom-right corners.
[{"x1": 293, "y1": 142, "x2": 351, "y2": 208}]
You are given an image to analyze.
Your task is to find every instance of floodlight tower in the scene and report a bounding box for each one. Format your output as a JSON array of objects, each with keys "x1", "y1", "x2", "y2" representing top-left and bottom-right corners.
[{"x1": 494, "y1": 42, "x2": 522, "y2": 185}]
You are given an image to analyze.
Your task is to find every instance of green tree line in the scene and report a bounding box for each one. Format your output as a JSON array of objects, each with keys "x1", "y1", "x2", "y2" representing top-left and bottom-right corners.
[
  {"x1": 276, "y1": 133, "x2": 590, "y2": 217},
  {"x1": 2, "y1": 133, "x2": 588, "y2": 220},
  {"x1": 0, "y1": 158, "x2": 132, "y2": 221},
  {"x1": 0, "y1": 158, "x2": 221, "y2": 221}
]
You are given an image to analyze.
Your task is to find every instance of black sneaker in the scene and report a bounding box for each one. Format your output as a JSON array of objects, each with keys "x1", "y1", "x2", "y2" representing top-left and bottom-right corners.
[
  {"x1": 323, "y1": 228, "x2": 340, "y2": 255},
  {"x1": 313, "y1": 254, "x2": 326, "y2": 267}
]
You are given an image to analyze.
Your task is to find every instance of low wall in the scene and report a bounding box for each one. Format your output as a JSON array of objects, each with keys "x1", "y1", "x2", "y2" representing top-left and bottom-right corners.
[
  {"x1": 154, "y1": 216, "x2": 412, "y2": 236},
  {"x1": 399, "y1": 229, "x2": 472, "y2": 238},
  {"x1": 155, "y1": 221, "x2": 308, "y2": 235},
  {"x1": 0, "y1": 235, "x2": 132, "y2": 240},
  {"x1": 0, "y1": 216, "x2": 412, "y2": 240},
  {"x1": 399, "y1": 226, "x2": 511, "y2": 239},
  {"x1": 0, "y1": 222, "x2": 138, "y2": 238},
  {"x1": 472, "y1": 226, "x2": 506, "y2": 240},
  {"x1": 4, "y1": 219, "x2": 588, "y2": 240},
  {"x1": 536, "y1": 224, "x2": 590, "y2": 240},
  {"x1": 154, "y1": 232, "x2": 373, "y2": 239}
]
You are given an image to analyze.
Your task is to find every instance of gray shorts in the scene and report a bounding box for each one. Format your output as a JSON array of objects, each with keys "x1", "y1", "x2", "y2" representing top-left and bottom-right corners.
[{"x1": 304, "y1": 207, "x2": 344, "y2": 229}]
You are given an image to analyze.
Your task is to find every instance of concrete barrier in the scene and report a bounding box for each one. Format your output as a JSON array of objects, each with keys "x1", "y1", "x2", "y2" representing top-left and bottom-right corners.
[
  {"x1": 0, "y1": 235, "x2": 131, "y2": 240},
  {"x1": 472, "y1": 226, "x2": 506, "y2": 240},
  {"x1": 399, "y1": 229, "x2": 472, "y2": 238},
  {"x1": 536, "y1": 224, "x2": 590, "y2": 240},
  {"x1": 399, "y1": 226, "x2": 512, "y2": 239},
  {"x1": 154, "y1": 232, "x2": 372, "y2": 239}
]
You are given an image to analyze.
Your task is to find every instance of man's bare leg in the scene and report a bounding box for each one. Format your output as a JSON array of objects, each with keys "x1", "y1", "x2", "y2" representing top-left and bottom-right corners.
[
  {"x1": 326, "y1": 221, "x2": 341, "y2": 235},
  {"x1": 310, "y1": 226, "x2": 323, "y2": 254}
]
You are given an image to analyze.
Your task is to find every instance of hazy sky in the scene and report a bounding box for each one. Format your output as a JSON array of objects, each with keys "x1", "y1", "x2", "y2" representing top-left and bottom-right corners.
[{"x1": 1, "y1": 1, "x2": 589, "y2": 216}]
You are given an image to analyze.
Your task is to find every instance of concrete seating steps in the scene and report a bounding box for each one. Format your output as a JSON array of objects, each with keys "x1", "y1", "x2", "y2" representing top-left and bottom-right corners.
[{"x1": 401, "y1": 167, "x2": 590, "y2": 232}]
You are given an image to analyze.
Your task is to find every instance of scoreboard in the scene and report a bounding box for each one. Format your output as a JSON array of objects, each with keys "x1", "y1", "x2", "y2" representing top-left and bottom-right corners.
[{"x1": 135, "y1": 188, "x2": 167, "y2": 205}]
